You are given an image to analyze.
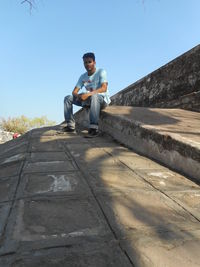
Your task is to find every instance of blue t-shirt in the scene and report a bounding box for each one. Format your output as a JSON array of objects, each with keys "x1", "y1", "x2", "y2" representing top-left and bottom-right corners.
[{"x1": 75, "y1": 68, "x2": 111, "y2": 104}]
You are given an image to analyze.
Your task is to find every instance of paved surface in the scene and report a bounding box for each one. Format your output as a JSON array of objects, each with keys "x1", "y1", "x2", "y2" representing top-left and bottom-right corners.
[{"x1": 0, "y1": 125, "x2": 200, "y2": 266}]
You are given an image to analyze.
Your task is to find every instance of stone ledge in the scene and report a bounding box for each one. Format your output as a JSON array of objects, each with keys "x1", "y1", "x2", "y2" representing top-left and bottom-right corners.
[{"x1": 99, "y1": 106, "x2": 200, "y2": 182}]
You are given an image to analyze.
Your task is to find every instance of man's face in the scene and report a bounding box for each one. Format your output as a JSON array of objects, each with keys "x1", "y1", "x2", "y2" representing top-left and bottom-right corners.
[{"x1": 83, "y1": 57, "x2": 96, "y2": 72}]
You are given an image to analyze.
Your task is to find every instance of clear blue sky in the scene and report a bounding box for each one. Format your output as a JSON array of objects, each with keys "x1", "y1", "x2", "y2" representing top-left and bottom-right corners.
[{"x1": 0, "y1": 0, "x2": 199, "y2": 124}]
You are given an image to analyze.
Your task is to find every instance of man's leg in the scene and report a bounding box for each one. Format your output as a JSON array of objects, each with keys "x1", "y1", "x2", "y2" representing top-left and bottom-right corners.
[
  {"x1": 89, "y1": 94, "x2": 105, "y2": 131},
  {"x1": 64, "y1": 95, "x2": 82, "y2": 130}
]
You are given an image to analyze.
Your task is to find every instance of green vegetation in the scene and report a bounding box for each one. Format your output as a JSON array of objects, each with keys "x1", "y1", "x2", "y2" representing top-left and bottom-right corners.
[{"x1": 0, "y1": 115, "x2": 56, "y2": 134}]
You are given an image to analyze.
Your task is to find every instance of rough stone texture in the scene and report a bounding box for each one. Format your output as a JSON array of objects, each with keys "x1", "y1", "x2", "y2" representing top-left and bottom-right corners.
[
  {"x1": 88, "y1": 169, "x2": 152, "y2": 194},
  {"x1": 2, "y1": 196, "x2": 111, "y2": 253},
  {"x1": 0, "y1": 162, "x2": 24, "y2": 179},
  {"x1": 111, "y1": 44, "x2": 200, "y2": 112},
  {"x1": 23, "y1": 160, "x2": 77, "y2": 173},
  {"x1": 0, "y1": 242, "x2": 132, "y2": 267},
  {"x1": 135, "y1": 169, "x2": 199, "y2": 192},
  {"x1": 1, "y1": 125, "x2": 200, "y2": 266},
  {"x1": 120, "y1": 229, "x2": 200, "y2": 267},
  {"x1": 0, "y1": 176, "x2": 19, "y2": 202},
  {"x1": 0, "y1": 203, "x2": 11, "y2": 240}
]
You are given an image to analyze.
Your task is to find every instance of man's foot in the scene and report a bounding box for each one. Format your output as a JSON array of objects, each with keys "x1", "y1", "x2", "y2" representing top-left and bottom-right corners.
[
  {"x1": 85, "y1": 128, "x2": 99, "y2": 138},
  {"x1": 63, "y1": 126, "x2": 75, "y2": 132}
]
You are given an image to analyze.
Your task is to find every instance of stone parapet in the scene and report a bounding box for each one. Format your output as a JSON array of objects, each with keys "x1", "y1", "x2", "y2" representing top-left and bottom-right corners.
[{"x1": 111, "y1": 44, "x2": 200, "y2": 112}]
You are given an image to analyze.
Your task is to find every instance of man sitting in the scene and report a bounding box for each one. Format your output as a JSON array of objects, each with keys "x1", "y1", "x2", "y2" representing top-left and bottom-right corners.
[{"x1": 63, "y1": 52, "x2": 110, "y2": 136}]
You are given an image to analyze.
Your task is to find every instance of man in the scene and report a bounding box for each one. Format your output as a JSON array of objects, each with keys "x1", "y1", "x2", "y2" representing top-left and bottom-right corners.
[{"x1": 63, "y1": 52, "x2": 110, "y2": 136}]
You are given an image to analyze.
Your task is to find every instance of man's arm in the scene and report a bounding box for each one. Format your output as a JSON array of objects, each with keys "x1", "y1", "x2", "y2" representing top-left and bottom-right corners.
[
  {"x1": 72, "y1": 86, "x2": 81, "y2": 100},
  {"x1": 79, "y1": 82, "x2": 108, "y2": 101},
  {"x1": 91, "y1": 82, "x2": 108, "y2": 94}
]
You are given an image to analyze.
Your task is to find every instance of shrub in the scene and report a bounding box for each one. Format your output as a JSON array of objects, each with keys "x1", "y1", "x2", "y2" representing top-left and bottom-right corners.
[{"x1": 0, "y1": 115, "x2": 56, "y2": 134}]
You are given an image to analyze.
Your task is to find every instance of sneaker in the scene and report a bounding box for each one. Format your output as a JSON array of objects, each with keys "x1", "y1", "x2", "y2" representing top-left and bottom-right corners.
[
  {"x1": 87, "y1": 128, "x2": 99, "y2": 137},
  {"x1": 63, "y1": 126, "x2": 75, "y2": 132},
  {"x1": 88, "y1": 128, "x2": 93, "y2": 134}
]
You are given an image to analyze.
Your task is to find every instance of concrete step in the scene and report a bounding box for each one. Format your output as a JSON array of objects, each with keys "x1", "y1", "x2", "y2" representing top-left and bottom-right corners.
[{"x1": 98, "y1": 106, "x2": 200, "y2": 182}]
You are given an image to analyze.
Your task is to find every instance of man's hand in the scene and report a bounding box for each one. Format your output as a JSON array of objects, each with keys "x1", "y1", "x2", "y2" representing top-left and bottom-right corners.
[{"x1": 79, "y1": 93, "x2": 91, "y2": 101}]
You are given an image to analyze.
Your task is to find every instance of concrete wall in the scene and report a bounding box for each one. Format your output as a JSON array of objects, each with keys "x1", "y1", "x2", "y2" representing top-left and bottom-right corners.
[{"x1": 111, "y1": 44, "x2": 200, "y2": 112}]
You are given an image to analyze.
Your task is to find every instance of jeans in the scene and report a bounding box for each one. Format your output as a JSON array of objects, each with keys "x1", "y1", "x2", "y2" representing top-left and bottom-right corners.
[{"x1": 64, "y1": 94, "x2": 106, "y2": 129}]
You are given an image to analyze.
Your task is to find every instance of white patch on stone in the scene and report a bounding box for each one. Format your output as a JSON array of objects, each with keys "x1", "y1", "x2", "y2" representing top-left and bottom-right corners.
[
  {"x1": 33, "y1": 161, "x2": 65, "y2": 166},
  {"x1": 149, "y1": 172, "x2": 173, "y2": 179},
  {"x1": 159, "y1": 181, "x2": 166, "y2": 186},
  {"x1": 52, "y1": 234, "x2": 58, "y2": 238},
  {"x1": 61, "y1": 233, "x2": 67, "y2": 237},
  {"x1": 29, "y1": 225, "x2": 46, "y2": 233},
  {"x1": 68, "y1": 231, "x2": 84, "y2": 237},
  {"x1": 48, "y1": 174, "x2": 77, "y2": 192},
  {"x1": 2, "y1": 153, "x2": 25, "y2": 164}
]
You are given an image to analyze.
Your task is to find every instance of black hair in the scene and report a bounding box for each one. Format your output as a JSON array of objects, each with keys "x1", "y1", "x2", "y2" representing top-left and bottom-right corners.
[{"x1": 82, "y1": 52, "x2": 95, "y2": 61}]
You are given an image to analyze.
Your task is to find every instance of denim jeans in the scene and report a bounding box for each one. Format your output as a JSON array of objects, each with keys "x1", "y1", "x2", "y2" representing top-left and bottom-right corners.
[{"x1": 64, "y1": 94, "x2": 106, "y2": 129}]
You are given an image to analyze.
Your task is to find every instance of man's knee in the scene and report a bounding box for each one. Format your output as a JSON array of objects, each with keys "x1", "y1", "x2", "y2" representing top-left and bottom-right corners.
[
  {"x1": 91, "y1": 94, "x2": 102, "y2": 103},
  {"x1": 64, "y1": 95, "x2": 73, "y2": 104},
  {"x1": 90, "y1": 94, "x2": 104, "y2": 106}
]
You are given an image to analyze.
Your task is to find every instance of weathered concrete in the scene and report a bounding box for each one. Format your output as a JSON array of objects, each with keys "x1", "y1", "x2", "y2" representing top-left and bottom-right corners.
[
  {"x1": 1, "y1": 125, "x2": 200, "y2": 266},
  {"x1": 0, "y1": 242, "x2": 132, "y2": 267},
  {"x1": 99, "y1": 106, "x2": 200, "y2": 182},
  {"x1": 111, "y1": 44, "x2": 200, "y2": 112},
  {"x1": 16, "y1": 171, "x2": 91, "y2": 198},
  {"x1": 0, "y1": 176, "x2": 18, "y2": 202}
]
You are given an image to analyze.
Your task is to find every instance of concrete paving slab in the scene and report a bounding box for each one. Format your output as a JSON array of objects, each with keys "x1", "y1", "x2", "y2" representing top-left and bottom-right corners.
[
  {"x1": 168, "y1": 190, "x2": 200, "y2": 221},
  {"x1": 0, "y1": 176, "x2": 18, "y2": 202},
  {"x1": 0, "y1": 241, "x2": 132, "y2": 267},
  {"x1": 30, "y1": 136, "x2": 58, "y2": 143},
  {"x1": 135, "y1": 169, "x2": 200, "y2": 191},
  {"x1": 115, "y1": 154, "x2": 168, "y2": 170},
  {"x1": 0, "y1": 133, "x2": 28, "y2": 150},
  {"x1": 1, "y1": 197, "x2": 112, "y2": 253},
  {"x1": 16, "y1": 171, "x2": 91, "y2": 198},
  {"x1": 64, "y1": 143, "x2": 93, "y2": 154},
  {"x1": 88, "y1": 169, "x2": 152, "y2": 194},
  {"x1": 66, "y1": 145, "x2": 128, "y2": 170},
  {"x1": 0, "y1": 162, "x2": 23, "y2": 179},
  {"x1": 97, "y1": 191, "x2": 200, "y2": 238},
  {"x1": 103, "y1": 145, "x2": 139, "y2": 157},
  {"x1": 57, "y1": 134, "x2": 90, "y2": 143},
  {"x1": 0, "y1": 153, "x2": 26, "y2": 165},
  {"x1": 23, "y1": 160, "x2": 77, "y2": 173},
  {"x1": 0, "y1": 203, "x2": 11, "y2": 240},
  {"x1": 120, "y1": 228, "x2": 200, "y2": 267},
  {"x1": 31, "y1": 128, "x2": 59, "y2": 138},
  {"x1": 78, "y1": 157, "x2": 128, "y2": 171},
  {"x1": 29, "y1": 139, "x2": 63, "y2": 152},
  {"x1": 29, "y1": 151, "x2": 70, "y2": 162},
  {"x1": 0, "y1": 141, "x2": 28, "y2": 159}
]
